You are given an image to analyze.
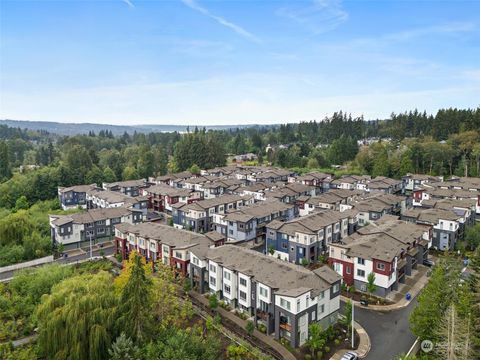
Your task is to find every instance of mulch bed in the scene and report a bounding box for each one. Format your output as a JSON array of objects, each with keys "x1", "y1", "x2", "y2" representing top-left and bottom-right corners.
[
  {"x1": 298, "y1": 324, "x2": 359, "y2": 360},
  {"x1": 341, "y1": 290, "x2": 394, "y2": 305}
]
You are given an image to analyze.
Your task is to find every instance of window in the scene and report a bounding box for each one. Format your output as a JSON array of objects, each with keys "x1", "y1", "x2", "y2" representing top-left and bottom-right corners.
[
  {"x1": 240, "y1": 278, "x2": 247, "y2": 286},
  {"x1": 97, "y1": 227, "x2": 105, "y2": 234},
  {"x1": 357, "y1": 257, "x2": 365, "y2": 265},
  {"x1": 175, "y1": 251, "x2": 182, "y2": 260},
  {"x1": 296, "y1": 299, "x2": 300, "y2": 312},
  {"x1": 346, "y1": 266, "x2": 351, "y2": 274},
  {"x1": 259, "y1": 286, "x2": 268, "y2": 297},
  {"x1": 192, "y1": 257, "x2": 199, "y2": 265},
  {"x1": 333, "y1": 283, "x2": 339, "y2": 293},
  {"x1": 312, "y1": 310, "x2": 317, "y2": 321},
  {"x1": 357, "y1": 269, "x2": 365, "y2": 277},
  {"x1": 209, "y1": 276, "x2": 216, "y2": 286},
  {"x1": 319, "y1": 290, "x2": 325, "y2": 299},
  {"x1": 239, "y1": 291, "x2": 247, "y2": 301},
  {"x1": 376, "y1": 262, "x2": 385, "y2": 271},
  {"x1": 224, "y1": 272, "x2": 231, "y2": 281},
  {"x1": 280, "y1": 298, "x2": 291, "y2": 310},
  {"x1": 319, "y1": 304, "x2": 325, "y2": 314},
  {"x1": 224, "y1": 284, "x2": 231, "y2": 294},
  {"x1": 229, "y1": 229, "x2": 234, "y2": 235},
  {"x1": 209, "y1": 264, "x2": 216, "y2": 273}
]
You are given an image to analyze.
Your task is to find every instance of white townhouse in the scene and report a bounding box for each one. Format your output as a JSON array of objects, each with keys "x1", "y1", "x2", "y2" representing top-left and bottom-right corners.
[{"x1": 189, "y1": 245, "x2": 342, "y2": 348}]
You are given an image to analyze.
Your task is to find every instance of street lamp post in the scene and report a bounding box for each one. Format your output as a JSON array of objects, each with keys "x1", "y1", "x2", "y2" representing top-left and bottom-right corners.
[{"x1": 352, "y1": 301, "x2": 355, "y2": 348}]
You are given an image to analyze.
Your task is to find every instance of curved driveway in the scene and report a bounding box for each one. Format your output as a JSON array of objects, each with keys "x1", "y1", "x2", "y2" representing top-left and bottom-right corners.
[{"x1": 341, "y1": 299, "x2": 417, "y2": 360}]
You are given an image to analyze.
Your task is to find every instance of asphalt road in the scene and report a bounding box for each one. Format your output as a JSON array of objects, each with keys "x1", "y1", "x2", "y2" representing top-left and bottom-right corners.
[
  {"x1": 0, "y1": 246, "x2": 115, "y2": 281},
  {"x1": 341, "y1": 299, "x2": 418, "y2": 360}
]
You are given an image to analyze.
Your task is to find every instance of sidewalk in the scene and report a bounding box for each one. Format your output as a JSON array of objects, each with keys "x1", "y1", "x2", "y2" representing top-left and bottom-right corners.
[
  {"x1": 341, "y1": 265, "x2": 429, "y2": 312},
  {"x1": 189, "y1": 291, "x2": 296, "y2": 360},
  {"x1": 329, "y1": 321, "x2": 371, "y2": 360}
]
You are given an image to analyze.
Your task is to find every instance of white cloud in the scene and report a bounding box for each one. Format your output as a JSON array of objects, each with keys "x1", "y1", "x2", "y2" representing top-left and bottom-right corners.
[
  {"x1": 2, "y1": 73, "x2": 479, "y2": 125},
  {"x1": 122, "y1": 0, "x2": 135, "y2": 9},
  {"x1": 180, "y1": 0, "x2": 260, "y2": 43},
  {"x1": 277, "y1": 0, "x2": 348, "y2": 34},
  {"x1": 385, "y1": 22, "x2": 476, "y2": 41}
]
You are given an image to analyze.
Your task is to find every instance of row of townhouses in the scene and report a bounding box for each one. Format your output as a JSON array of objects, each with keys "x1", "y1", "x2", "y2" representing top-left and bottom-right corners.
[{"x1": 189, "y1": 245, "x2": 342, "y2": 348}]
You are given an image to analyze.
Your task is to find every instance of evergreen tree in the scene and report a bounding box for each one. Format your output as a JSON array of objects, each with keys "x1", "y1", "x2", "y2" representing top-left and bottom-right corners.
[
  {"x1": 108, "y1": 333, "x2": 140, "y2": 360},
  {"x1": 0, "y1": 141, "x2": 11, "y2": 181},
  {"x1": 116, "y1": 252, "x2": 154, "y2": 343}
]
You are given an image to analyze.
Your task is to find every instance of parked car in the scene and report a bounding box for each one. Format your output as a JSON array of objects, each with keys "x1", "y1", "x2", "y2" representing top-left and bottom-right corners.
[
  {"x1": 341, "y1": 351, "x2": 359, "y2": 360},
  {"x1": 423, "y1": 259, "x2": 435, "y2": 267}
]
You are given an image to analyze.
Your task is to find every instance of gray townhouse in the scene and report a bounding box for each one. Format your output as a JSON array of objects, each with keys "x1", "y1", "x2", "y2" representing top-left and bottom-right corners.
[
  {"x1": 287, "y1": 171, "x2": 333, "y2": 193},
  {"x1": 49, "y1": 207, "x2": 142, "y2": 250},
  {"x1": 265, "y1": 210, "x2": 357, "y2": 264},
  {"x1": 213, "y1": 199, "x2": 296, "y2": 243},
  {"x1": 172, "y1": 194, "x2": 254, "y2": 233},
  {"x1": 189, "y1": 245, "x2": 342, "y2": 348},
  {"x1": 58, "y1": 184, "x2": 98, "y2": 210},
  {"x1": 102, "y1": 179, "x2": 149, "y2": 197},
  {"x1": 401, "y1": 208, "x2": 464, "y2": 250}
]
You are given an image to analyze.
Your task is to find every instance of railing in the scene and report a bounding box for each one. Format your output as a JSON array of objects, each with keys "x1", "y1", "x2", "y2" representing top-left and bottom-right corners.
[{"x1": 279, "y1": 322, "x2": 292, "y2": 332}]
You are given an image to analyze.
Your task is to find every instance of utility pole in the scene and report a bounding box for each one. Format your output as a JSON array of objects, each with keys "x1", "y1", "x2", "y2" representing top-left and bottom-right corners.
[{"x1": 352, "y1": 302, "x2": 355, "y2": 348}]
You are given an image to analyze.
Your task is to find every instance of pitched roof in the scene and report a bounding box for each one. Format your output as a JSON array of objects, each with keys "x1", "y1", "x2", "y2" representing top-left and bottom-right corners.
[{"x1": 199, "y1": 245, "x2": 341, "y2": 297}]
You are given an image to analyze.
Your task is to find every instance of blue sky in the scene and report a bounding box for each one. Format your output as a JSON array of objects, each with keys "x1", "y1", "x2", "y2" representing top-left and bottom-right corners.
[{"x1": 1, "y1": 0, "x2": 479, "y2": 125}]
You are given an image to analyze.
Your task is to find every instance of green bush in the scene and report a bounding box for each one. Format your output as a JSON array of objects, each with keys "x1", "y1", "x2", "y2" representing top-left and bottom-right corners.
[
  {"x1": 324, "y1": 346, "x2": 330, "y2": 353},
  {"x1": 316, "y1": 351, "x2": 323, "y2": 360},
  {"x1": 334, "y1": 339, "x2": 340, "y2": 346},
  {"x1": 305, "y1": 354, "x2": 312, "y2": 360}
]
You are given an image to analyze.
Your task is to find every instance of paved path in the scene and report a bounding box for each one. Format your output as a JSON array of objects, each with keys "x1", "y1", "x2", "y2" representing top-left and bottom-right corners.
[
  {"x1": 189, "y1": 291, "x2": 296, "y2": 360},
  {"x1": 0, "y1": 243, "x2": 115, "y2": 281}
]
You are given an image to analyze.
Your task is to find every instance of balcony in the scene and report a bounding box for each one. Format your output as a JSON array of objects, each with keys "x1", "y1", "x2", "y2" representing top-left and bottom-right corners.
[
  {"x1": 256, "y1": 310, "x2": 269, "y2": 321},
  {"x1": 279, "y1": 322, "x2": 292, "y2": 332}
]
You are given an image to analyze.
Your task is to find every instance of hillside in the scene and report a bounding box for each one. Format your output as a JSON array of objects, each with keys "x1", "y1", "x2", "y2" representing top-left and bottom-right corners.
[{"x1": 0, "y1": 119, "x2": 274, "y2": 136}]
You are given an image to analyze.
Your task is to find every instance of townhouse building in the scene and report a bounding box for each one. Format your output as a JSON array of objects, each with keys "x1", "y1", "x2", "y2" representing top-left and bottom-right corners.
[
  {"x1": 288, "y1": 171, "x2": 333, "y2": 193},
  {"x1": 50, "y1": 207, "x2": 142, "y2": 250},
  {"x1": 340, "y1": 193, "x2": 409, "y2": 226},
  {"x1": 401, "y1": 174, "x2": 443, "y2": 195},
  {"x1": 189, "y1": 245, "x2": 342, "y2": 348},
  {"x1": 172, "y1": 194, "x2": 254, "y2": 233},
  {"x1": 300, "y1": 189, "x2": 363, "y2": 216},
  {"x1": 328, "y1": 216, "x2": 432, "y2": 297},
  {"x1": 401, "y1": 208, "x2": 464, "y2": 250},
  {"x1": 359, "y1": 176, "x2": 402, "y2": 194},
  {"x1": 213, "y1": 200, "x2": 296, "y2": 243},
  {"x1": 58, "y1": 184, "x2": 98, "y2": 210},
  {"x1": 266, "y1": 210, "x2": 357, "y2": 263},
  {"x1": 412, "y1": 186, "x2": 480, "y2": 219},
  {"x1": 328, "y1": 233, "x2": 402, "y2": 297},
  {"x1": 198, "y1": 178, "x2": 245, "y2": 199},
  {"x1": 142, "y1": 184, "x2": 202, "y2": 213},
  {"x1": 86, "y1": 189, "x2": 148, "y2": 215},
  {"x1": 330, "y1": 175, "x2": 370, "y2": 190},
  {"x1": 102, "y1": 179, "x2": 148, "y2": 197},
  {"x1": 265, "y1": 183, "x2": 317, "y2": 204},
  {"x1": 114, "y1": 222, "x2": 217, "y2": 276}
]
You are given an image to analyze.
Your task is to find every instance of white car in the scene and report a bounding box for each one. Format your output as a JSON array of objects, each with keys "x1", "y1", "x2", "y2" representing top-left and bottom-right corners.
[{"x1": 341, "y1": 351, "x2": 359, "y2": 360}]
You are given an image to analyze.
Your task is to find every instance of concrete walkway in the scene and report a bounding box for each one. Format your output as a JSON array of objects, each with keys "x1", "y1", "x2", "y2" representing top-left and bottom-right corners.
[
  {"x1": 340, "y1": 265, "x2": 429, "y2": 312},
  {"x1": 329, "y1": 321, "x2": 371, "y2": 360},
  {"x1": 189, "y1": 291, "x2": 296, "y2": 360}
]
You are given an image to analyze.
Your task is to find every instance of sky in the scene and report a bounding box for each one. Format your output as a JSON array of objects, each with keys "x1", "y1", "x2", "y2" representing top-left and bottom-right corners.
[{"x1": 0, "y1": 0, "x2": 479, "y2": 125}]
